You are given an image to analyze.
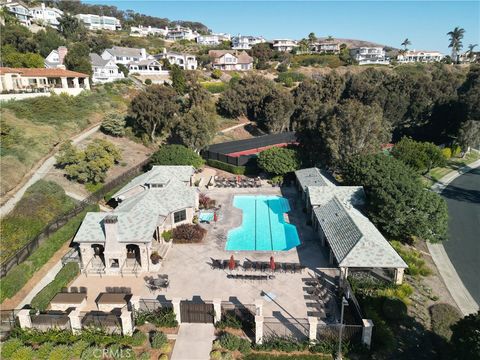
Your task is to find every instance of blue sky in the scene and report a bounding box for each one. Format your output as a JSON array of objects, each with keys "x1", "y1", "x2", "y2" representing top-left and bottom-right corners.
[{"x1": 86, "y1": 1, "x2": 479, "y2": 54}]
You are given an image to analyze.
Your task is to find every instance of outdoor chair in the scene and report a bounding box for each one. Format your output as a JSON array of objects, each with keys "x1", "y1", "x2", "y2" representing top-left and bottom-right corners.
[
  {"x1": 79, "y1": 287, "x2": 87, "y2": 294},
  {"x1": 293, "y1": 264, "x2": 302, "y2": 273},
  {"x1": 284, "y1": 263, "x2": 294, "y2": 273},
  {"x1": 70, "y1": 287, "x2": 78, "y2": 293},
  {"x1": 243, "y1": 261, "x2": 252, "y2": 271}
]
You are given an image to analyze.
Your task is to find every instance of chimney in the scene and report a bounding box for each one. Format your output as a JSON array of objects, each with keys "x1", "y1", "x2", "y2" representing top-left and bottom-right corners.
[
  {"x1": 58, "y1": 46, "x2": 68, "y2": 65},
  {"x1": 104, "y1": 215, "x2": 118, "y2": 244},
  {"x1": 140, "y1": 48, "x2": 146, "y2": 59}
]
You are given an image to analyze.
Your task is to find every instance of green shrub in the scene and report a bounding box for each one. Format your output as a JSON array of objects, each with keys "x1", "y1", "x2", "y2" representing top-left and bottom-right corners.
[
  {"x1": 382, "y1": 296, "x2": 408, "y2": 321},
  {"x1": 364, "y1": 307, "x2": 396, "y2": 353},
  {"x1": 441, "y1": 147, "x2": 452, "y2": 159},
  {"x1": 253, "y1": 335, "x2": 307, "y2": 352},
  {"x1": 35, "y1": 342, "x2": 54, "y2": 360},
  {"x1": 158, "y1": 354, "x2": 168, "y2": 360},
  {"x1": 71, "y1": 340, "x2": 89, "y2": 358},
  {"x1": 30, "y1": 262, "x2": 80, "y2": 311},
  {"x1": 0, "y1": 205, "x2": 97, "y2": 303},
  {"x1": 215, "y1": 313, "x2": 242, "y2": 329},
  {"x1": 202, "y1": 81, "x2": 227, "y2": 94},
  {"x1": 130, "y1": 331, "x2": 147, "y2": 346},
  {"x1": 206, "y1": 159, "x2": 245, "y2": 175},
  {"x1": 80, "y1": 347, "x2": 104, "y2": 360},
  {"x1": 172, "y1": 224, "x2": 207, "y2": 243},
  {"x1": 390, "y1": 241, "x2": 432, "y2": 277},
  {"x1": 452, "y1": 145, "x2": 462, "y2": 157},
  {"x1": 48, "y1": 345, "x2": 71, "y2": 360},
  {"x1": 144, "y1": 79, "x2": 152, "y2": 85},
  {"x1": 10, "y1": 346, "x2": 34, "y2": 360},
  {"x1": 275, "y1": 71, "x2": 306, "y2": 85},
  {"x1": 0, "y1": 338, "x2": 24, "y2": 359},
  {"x1": 210, "y1": 350, "x2": 222, "y2": 360},
  {"x1": 151, "y1": 331, "x2": 167, "y2": 349},
  {"x1": 211, "y1": 69, "x2": 223, "y2": 79},
  {"x1": 257, "y1": 147, "x2": 300, "y2": 176},
  {"x1": 150, "y1": 144, "x2": 205, "y2": 169},
  {"x1": 244, "y1": 354, "x2": 331, "y2": 360},
  {"x1": 134, "y1": 308, "x2": 178, "y2": 328},
  {"x1": 218, "y1": 333, "x2": 251, "y2": 353},
  {"x1": 429, "y1": 303, "x2": 462, "y2": 340},
  {"x1": 162, "y1": 230, "x2": 173, "y2": 242},
  {"x1": 100, "y1": 113, "x2": 126, "y2": 137}
]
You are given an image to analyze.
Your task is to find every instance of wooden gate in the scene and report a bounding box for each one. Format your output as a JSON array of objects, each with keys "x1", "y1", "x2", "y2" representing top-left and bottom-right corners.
[{"x1": 180, "y1": 301, "x2": 214, "y2": 323}]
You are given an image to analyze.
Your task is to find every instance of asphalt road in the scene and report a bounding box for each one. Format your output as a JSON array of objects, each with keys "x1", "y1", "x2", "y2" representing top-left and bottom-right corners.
[{"x1": 441, "y1": 167, "x2": 480, "y2": 304}]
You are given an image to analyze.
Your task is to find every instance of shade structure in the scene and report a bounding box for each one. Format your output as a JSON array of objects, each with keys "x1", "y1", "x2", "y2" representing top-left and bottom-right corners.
[
  {"x1": 270, "y1": 256, "x2": 275, "y2": 271},
  {"x1": 229, "y1": 255, "x2": 235, "y2": 271}
]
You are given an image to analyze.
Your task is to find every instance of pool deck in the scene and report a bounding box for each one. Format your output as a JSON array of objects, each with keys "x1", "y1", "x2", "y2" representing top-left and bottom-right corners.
[{"x1": 70, "y1": 186, "x2": 335, "y2": 319}]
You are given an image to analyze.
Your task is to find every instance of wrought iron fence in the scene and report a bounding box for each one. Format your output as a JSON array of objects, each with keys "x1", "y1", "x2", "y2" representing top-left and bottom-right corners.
[
  {"x1": 1, "y1": 158, "x2": 150, "y2": 278},
  {"x1": 136, "y1": 298, "x2": 173, "y2": 312},
  {"x1": 263, "y1": 317, "x2": 310, "y2": 341},
  {"x1": 316, "y1": 324, "x2": 363, "y2": 344},
  {"x1": 30, "y1": 312, "x2": 70, "y2": 331},
  {"x1": 81, "y1": 311, "x2": 122, "y2": 334}
]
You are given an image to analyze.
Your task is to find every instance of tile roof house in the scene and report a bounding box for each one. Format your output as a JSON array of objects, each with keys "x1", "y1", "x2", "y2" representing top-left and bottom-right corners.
[
  {"x1": 73, "y1": 166, "x2": 198, "y2": 276},
  {"x1": 208, "y1": 50, "x2": 254, "y2": 71},
  {"x1": 90, "y1": 53, "x2": 125, "y2": 83},
  {"x1": 295, "y1": 168, "x2": 407, "y2": 284}
]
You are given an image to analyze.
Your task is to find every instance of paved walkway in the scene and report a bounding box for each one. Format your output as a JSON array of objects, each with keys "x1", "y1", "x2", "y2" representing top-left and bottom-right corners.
[
  {"x1": 0, "y1": 124, "x2": 101, "y2": 217},
  {"x1": 171, "y1": 324, "x2": 215, "y2": 360},
  {"x1": 427, "y1": 159, "x2": 480, "y2": 316}
]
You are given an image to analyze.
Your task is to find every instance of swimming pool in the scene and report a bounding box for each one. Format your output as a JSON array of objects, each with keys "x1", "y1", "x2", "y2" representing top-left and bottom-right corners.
[{"x1": 226, "y1": 195, "x2": 300, "y2": 251}]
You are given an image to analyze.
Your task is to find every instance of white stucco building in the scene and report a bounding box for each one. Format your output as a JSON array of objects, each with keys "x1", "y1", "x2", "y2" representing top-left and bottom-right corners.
[
  {"x1": 130, "y1": 25, "x2": 168, "y2": 37},
  {"x1": 397, "y1": 50, "x2": 443, "y2": 63},
  {"x1": 310, "y1": 42, "x2": 341, "y2": 54},
  {"x1": 155, "y1": 49, "x2": 198, "y2": 70},
  {"x1": 208, "y1": 50, "x2": 254, "y2": 71},
  {"x1": 73, "y1": 166, "x2": 198, "y2": 276},
  {"x1": 101, "y1": 46, "x2": 151, "y2": 65},
  {"x1": 196, "y1": 33, "x2": 231, "y2": 46},
  {"x1": 4, "y1": 1, "x2": 32, "y2": 27},
  {"x1": 29, "y1": 2, "x2": 63, "y2": 28},
  {"x1": 75, "y1": 13, "x2": 121, "y2": 31},
  {"x1": 90, "y1": 53, "x2": 125, "y2": 83},
  {"x1": 231, "y1": 35, "x2": 266, "y2": 50},
  {"x1": 166, "y1": 25, "x2": 199, "y2": 41},
  {"x1": 350, "y1": 47, "x2": 390, "y2": 65},
  {"x1": 128, "y1": 59, "x2": 168, "y2": 75},
  {"x1": 272, "y1": 39, "x2": 297, "y2": 52}
]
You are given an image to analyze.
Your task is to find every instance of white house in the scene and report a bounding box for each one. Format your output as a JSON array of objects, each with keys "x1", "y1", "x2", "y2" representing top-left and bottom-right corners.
[
  {"x1": 310, "y1": 42, "x2": 341, "y2": 54},
  {"x1": 155, "y1": 49, "x2": 197, "y2": 70},
  {"x1": 128, "y1": 59, "x2": 168, "y2": 76},
  {"x1": 73, "y1": 166, "x2": 198, "y2": 276},
  {"x1": 90, "y1": 53, "x2": 125, "y2": 83},
  {"x1": 272, "y1": 39, "x2": 297, "y2": 52},
  {"x1": 196, "y1": 33, "x2": 231, "y2": 46},
  {"x1": 231, "y1": 35, "x2": 266, "y2": 50},
  {"x1": 397, "y1": 50, "x2": 443, "y2": 63},
  {"x1": 166, "y1": 25, "x2": 198, "y2": 41},
  {"x1": 4, "y1": 1, "x2": 32, "y2": 27},
  {"x1": 130, "y1": 25, "x2": 168, "y2": 37},
  {"x1": 75, "y1": 14, "x2": 121, "y2": 31},
  {"x1": 29, "y1": 3, "x2": 63, "y2": 28},
  {"x1": 208, "y1": 50, "x2": 254, "y2": 71},
  {"x1": 350, "y1": 47, "x2": 390, "y2": 65},
  {"x1": 101, "y1": 46, "x2": 151, "y2": 65},
  {"x1": 44, "y1": 46, "x2": 68, "y2": 69}
]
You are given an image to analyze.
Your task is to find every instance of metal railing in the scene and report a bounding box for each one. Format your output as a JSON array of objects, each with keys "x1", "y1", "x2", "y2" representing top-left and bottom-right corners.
[{"x1": 263, "y1": 317, "x2": 310, "y2": 341}]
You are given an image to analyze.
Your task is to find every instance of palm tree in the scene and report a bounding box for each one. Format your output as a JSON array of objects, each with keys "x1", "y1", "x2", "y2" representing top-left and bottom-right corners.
[
  {"x1": 401, "y1": 38, "x2": 411, "y2": 51},
  {"x1": 467, "y1": 44, "x2": 478, "y2": 60},
  {"x1": 308, "y1": 32, "x2": 317, "y2": 44},
  {"x1": 447, "y1": 27, "x2": 465, "y2": 63}
]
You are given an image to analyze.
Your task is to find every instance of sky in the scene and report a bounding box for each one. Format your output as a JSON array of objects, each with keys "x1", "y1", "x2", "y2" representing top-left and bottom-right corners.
[{"x1": 86, "y1": 1, "x2": 480, "y2": 54}]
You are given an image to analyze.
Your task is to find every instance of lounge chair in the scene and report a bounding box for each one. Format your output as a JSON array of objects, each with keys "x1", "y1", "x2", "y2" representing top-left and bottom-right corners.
[{"x1": 243, "y1": 261, "x2": 252, "y2": 271}]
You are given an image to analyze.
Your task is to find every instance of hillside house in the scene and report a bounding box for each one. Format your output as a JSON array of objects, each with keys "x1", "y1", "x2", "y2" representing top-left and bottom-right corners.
[
  {"x1": 208, "y1": 50, "x2": 254, "y2": 71},
  {"x1": 44, "y1": 46, "x2": 68, "y2": 69},
  {"x1": 397, "y1": 50, "x2": 443, "y2": 63},
  {"x1": 196, "y1": 33, "x2": 231, "y2": 46},
  {"x1": 128, "y1": 59, "x2": 168, "y2": 75},
  {"x1": 75, "y1": 14, "x2": 121, "y2": 31},
  {"x1": 350, "y1": 47, "x2": 389, "y2": 65},
  {"x1": 90, "y1": 53, "x2": 125, "y2": 83},
  {"x1": 29, "y1": 2, "x2": 63, "y2": 28},
  {"x1": 155, "y1": 49, "x2": 198, "y2": 70},
  {"x1": 310, "y1": 42, "x2": 341, "y2": 54},
  {"x1": 166, "y1": 25, "x2": 199, "y2": 41},
  {"x1": 272, "y1": 39, "x2": 297, "y2": 52},
  {"x1": 4, "y1": 1, "x2": 32, "y2": 27},
  {"x1": 130, "y1": 25, "x2": 168, "y2": 37},
  {"x1": 73, "y1": 166, "x2": 198, "y2": 276},
  {"x1": 231, "y1": 35, "x2": 266, "y2": 50},
  {"x1": 101, "y1": 46, "x2": 151, "y2": 65}
]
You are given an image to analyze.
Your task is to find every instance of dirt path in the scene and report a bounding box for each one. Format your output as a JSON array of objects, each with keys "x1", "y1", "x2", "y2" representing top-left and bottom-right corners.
[{"x1": 1, "y1": 242, "x2": 72, "y2": 310}]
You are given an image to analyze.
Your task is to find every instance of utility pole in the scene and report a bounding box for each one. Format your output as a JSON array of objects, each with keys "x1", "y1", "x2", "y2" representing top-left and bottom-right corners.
[{"x1": 336, "y1": 296, "x2": 349, "y2": 360}]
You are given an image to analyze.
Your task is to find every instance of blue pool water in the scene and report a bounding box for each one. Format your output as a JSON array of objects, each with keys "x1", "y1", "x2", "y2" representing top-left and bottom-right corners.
[
  {"x1": 199, "y1": 212, "x2": 214, "y2": 222},
  {"x1": 226, "y1": 195, "x2": 300, "y2": 251}
]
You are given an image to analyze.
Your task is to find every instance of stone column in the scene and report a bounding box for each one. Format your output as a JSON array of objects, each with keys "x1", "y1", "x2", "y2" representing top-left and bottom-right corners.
[
  {"x1": 130, "y1": 296, "x2": 141, "y2": 313},
  {"x1": 83, "y1": 77, "x2": 90, "y2": 90},
  {"x1": 120, "y1": 309, "x2": 134, "y2": 336},
  {"x1": 172, "y1": 298, "x2": 181, "y2": 324},
  {"x1": 255, "y1": 315, "x2": 264, "y2": 344},
  {"x1": 254, "y1": 299, "x2": 264, "y2": 316},
  {"x1": 361, "y1": 319, "x2": 374, "y2": 348},
  {"x1": 394, "y1": 268, "x2": 405, "y2": 285},
  {"x1": 213, "y1": 298, "x2": 222, "y2": 323},
  {"x1": 17, "y1": 309, "x2": 32, "y2": 329},
  {"x1": 72, "y1": 77, "x2": 79, "y2": 88},
  {"x1": 308, "y1": 316, "x2": 318, "y2": 341},
  {"x1": 60, "y1": 77, "x2": 68, "y2": 89},
  {"x1": 68, "y1": 309, "x2": 82, "y2": 334}
]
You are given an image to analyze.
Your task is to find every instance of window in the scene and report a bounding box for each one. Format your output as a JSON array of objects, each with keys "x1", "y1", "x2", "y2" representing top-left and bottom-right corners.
[{"x1": 174, "y1": 209, "x2": 187, "y2": 223}]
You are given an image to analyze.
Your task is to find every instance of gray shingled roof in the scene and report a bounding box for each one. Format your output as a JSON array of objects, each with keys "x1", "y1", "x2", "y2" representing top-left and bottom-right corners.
[
  {"x1": 90, "y1": 53, "x2": 110, "y2": 67},
  {"x1": 307, "y1": 186, "x2": 365, "y2": 207},
  {"x1": 314, "y1": 197, "x2": 407, "y2": 268},
  {"x1": 295, "y1": 167, "x2": 334, "y2": 190},
  {"x1": 105, "y1": 46, "x2": 146, "y2": 57},
  {"x1": 113, "y1": 166, "x2": 194, "y2": 199}
]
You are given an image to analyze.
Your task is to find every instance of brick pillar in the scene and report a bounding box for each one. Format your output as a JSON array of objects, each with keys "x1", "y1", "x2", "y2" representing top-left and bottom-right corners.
[
  {"x1": 255, "y1": 315, "x2": 263, "y2": 344},
  {"x1": 172, "y1": 298, "x2": 181, "y2": 324},
  {"x1": 17, "y1": 309, "x2": 32, "y2": 329},
  {"x1": 394, "y1": 268, "x2": 405, "y2": 285},
  {"x1": 362, "y1": 319, "x2": 374, "y2": 348},
  {"x1": 254, "y1": 299, "x2": 263, "y2": 316},
  {"x1": 120, "y1": 309, "x2": 134, "y2": 336},
  {"x1": 213, "y1": 298, "x2": 221, "y2": 323},
  {"x1": 308, "y1": 316, "x2": 318, "y2": 341},
  {"x1": 68, "y1": 309, "x2": 82, "y2": 334}
]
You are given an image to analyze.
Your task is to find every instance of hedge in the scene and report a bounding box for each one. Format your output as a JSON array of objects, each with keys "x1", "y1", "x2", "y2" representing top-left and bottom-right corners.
[
  {"x1": 244, "y1": 354, "x2": 332, "y2": 360},
  {"x1": 30, "y1": 262, "x2": 80, "y2": 311},
  {"x1": 429, "y1": 303, "x2": 462, "y2": 340},
  {"x1": 206, "y1": 159, "x2": 245, "y2": 175},
  {"x1": 0, "y1": 205, "x2": 98, "y2": 303}
]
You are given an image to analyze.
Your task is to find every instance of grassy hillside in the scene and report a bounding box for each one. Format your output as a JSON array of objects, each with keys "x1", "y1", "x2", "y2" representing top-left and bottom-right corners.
[{"x1": 0, "y1": 81, "x2": 136, "y2": 197}]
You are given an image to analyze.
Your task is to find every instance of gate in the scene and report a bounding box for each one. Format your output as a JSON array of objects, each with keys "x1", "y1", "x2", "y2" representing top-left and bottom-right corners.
[
  {"x1": 0, "y1": 310, "x2": 17, "y2": 340},
  {"x1": 180, "y1": 301, "x2": 214, "y2": 323}
]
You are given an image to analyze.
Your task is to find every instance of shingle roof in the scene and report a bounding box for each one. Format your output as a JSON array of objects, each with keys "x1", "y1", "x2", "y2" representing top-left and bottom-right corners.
[
  {"x1": 90, "y1": 53, "x2": 110, "y2": 67},
  {"x1": 307, "y1": 186, "x2": 365, "y2": 207},
  {"x1": 208, "y1": 50, "x2": 253, "y2": 64},
  {"x1": 105, "y1": 46, "x2": 146, "y2": 57},
  {"x1": 314, "y1": 197, "x2": 407, "y2": 268},
  {"x1": 295, "y1": 167, "x2": 334, "y2": 190},
  {"x1": 0, "y1": 67, "x2": 89, "y2": 78}
]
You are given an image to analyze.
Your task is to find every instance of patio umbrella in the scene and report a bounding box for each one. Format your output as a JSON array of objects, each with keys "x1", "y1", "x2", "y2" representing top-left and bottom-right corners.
[
  {"x1": 214, "y1": 212, "x2": 218, "y2": 222},
  {"x1": 270, "y1": 256, "x2": 275, "y2": 271},
  {"x1": 229, "y1": 255, "x2": 235, "y2": 271}
]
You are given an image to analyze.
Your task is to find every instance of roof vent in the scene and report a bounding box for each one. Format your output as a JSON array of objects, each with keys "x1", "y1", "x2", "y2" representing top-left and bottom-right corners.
[{"x1": 104, "y1": 215, "x2": 118, "y2": 224}]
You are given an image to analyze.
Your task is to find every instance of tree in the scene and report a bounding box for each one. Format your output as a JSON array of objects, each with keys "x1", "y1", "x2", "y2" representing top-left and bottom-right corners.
[
  {"x1": 170, "y1": 65, "x2": 187, "y2": 95},
  {"x1": 250, "y1": 43, "x2": 274, "y2": 69},
  {"x1": 447, "y1": 27, "x2": 465, "y2": 63},
  {"x1": 130, "y1": 85, "x2": 180, "y2": 142},
  {"x1": 1, "y1": 23, "x2": 36, "y2": 52},
  {"x1": 457, "y1": 120, "x2": 480, "y2": 151},
  {"x1": 257, "y1": 147, "x2": 301, "y2": 176},
  {"x1": 34, "y1": 28, "x2": 64, "y2": 58},
  {"x1": 401, "y1": 38, "x2": 411, "y2": 51},
  {"x1": 63, "y1": 43, "x2": 92, "y2": 75},
  {"x1": 1, "y1": 44, "x2": 44, "y2": 68},
  {"x1": 308, "y1": 32, "x2": 317, "y2": 44},
  {"x1": 87, "y1": 33, "x2": 113, "y2": 54},
  {"x1": 450, "y1": 311, "x2": 480, "y2": 360},
  {"x1": 58, "y1": 14, "x2": 86, "y2": 41},
  {"x1": 319, "y1": 100, "x2": 390, "y2": 167},
  {"x1": 392, "y1": 137, "x2": 446, "y2": 174},
  {"x1": 56, "y1": 141, "x2": 81, "y2": 167},
  {"x1": 257, "y1": 86, "x2": 295, "y2": 133},
  {"x1": 117, "y1": 63, "x2": 129, "y2": 77},
  {"x1": 175, "y1": 107, "x2": 217, "y2": 150},
  {"x1": 342, "y1": 154, "x2": 449, "y2": 243},
  {"x1": 150, "y1": 144, "x2": 205, "y2": 169},
  {"x1": 100, "y1": 113, "x2": 126, "y2": 137},
  {"x1": 467, "y1": 44, "x2": 478, "y2": 60}
]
